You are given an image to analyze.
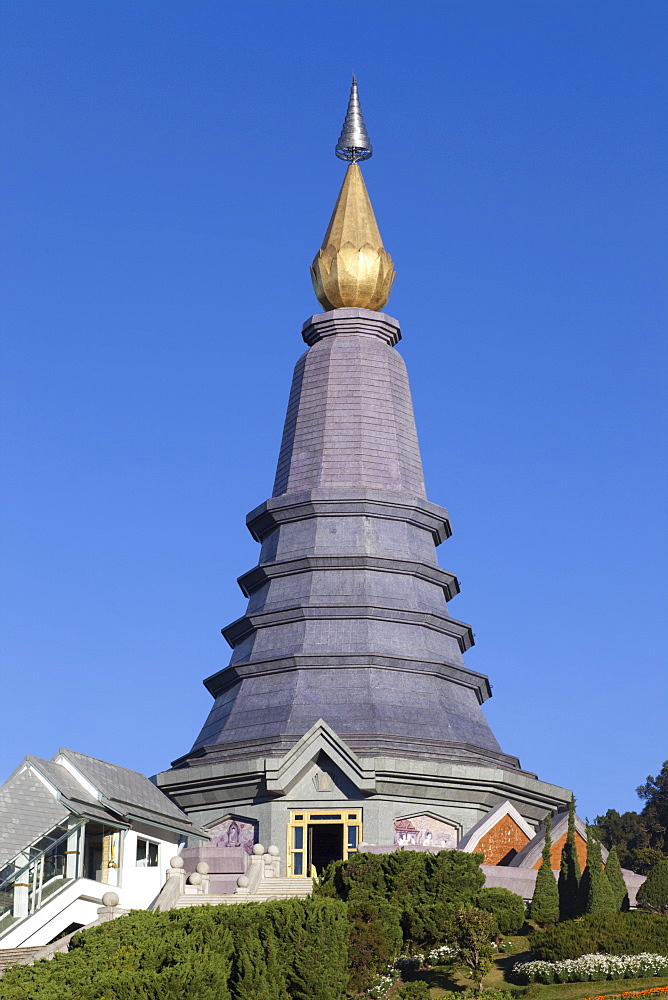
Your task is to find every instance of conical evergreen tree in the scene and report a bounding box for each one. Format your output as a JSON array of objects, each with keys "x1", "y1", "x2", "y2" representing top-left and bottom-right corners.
[
  {"x1": 605, "y1": 845, "x2": 629, "y2": 911},
  {"x1": 558, "y1": 795, "x2": 582, "y2": 920},
  {"x1": 580, "y1": 829, "x2": 617, "y2": 914},
  {"x1": 531, "y1": 813, "x2": 559, "y2": 925},
  {"x1": 636, "y1": 859, "x2": 668, "y2": 914}
]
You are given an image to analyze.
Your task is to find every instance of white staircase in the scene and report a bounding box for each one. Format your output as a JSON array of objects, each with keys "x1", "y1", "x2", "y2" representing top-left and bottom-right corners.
[
  {"x1": 173, "y1": 877, "x2": 313, "y2": 908},
  {"x1": 0, "y1": 947, "x2": 43, "y2": 974}
]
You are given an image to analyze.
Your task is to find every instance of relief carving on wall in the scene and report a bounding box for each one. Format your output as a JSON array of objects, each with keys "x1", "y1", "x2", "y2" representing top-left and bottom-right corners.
[
  {"x1": 394, "y1": 814, "x2": 458, "y2": 849},
  {"x1": 207, "y1": 817, "x2": 257, "y2": 855}
]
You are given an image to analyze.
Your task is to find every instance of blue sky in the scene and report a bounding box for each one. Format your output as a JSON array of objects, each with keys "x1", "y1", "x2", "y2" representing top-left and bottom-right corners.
[{"x1": 1, "y1": 0, "x2": 666, "y2": 824}]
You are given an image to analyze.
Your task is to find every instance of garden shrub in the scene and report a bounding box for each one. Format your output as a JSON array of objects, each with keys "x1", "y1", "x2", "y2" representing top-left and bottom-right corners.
[
  {"x1": 529, "y1": 911, "x2": 668, "y2": 961},
  {"x1": 346, "y1": 899, "x2": 402, "y2": 996},
  {"x1": 475, "y1": 887, "x2": 526, "y2": 935},
  {"x1": 401, "y1": 901, "x2": 456, "y2": 952},
  {"x1": 315, "y1": 848, "x2": 485, "y2": 959},
  {"x1": 394, "y1": 982, "x2": 431, "y2": 998},
  {"x1": 315, "y1": 848, "x2": 485, "y2": 911}
]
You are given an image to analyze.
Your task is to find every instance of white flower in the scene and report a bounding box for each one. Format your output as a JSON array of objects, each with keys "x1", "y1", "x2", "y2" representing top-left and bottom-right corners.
[{"x1": 513, "y1": 953, "x2": 668, "y2": 985}]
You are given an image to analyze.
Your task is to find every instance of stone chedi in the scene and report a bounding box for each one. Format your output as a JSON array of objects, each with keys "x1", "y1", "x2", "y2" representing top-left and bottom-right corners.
[{"x1": 157, "y1": 80, "x2": 571, "y2": 873}]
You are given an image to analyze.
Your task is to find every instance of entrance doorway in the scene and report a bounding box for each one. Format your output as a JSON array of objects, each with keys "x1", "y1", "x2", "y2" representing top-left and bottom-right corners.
[
  {"x1": 287, "y1": 809, "x2": 362, "y2": 876},
  {"x1": 309, "y1": 823, "x2": 343, "y2": 873}
]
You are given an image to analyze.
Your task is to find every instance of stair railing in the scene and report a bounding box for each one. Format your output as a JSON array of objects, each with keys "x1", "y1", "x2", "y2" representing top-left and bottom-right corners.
[{"x1": 0, "y1": 821, "x2": 86, "y2": 938}]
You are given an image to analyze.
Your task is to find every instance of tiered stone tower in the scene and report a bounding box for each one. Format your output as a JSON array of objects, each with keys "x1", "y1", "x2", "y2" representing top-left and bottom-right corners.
[{"x1": 158, "y1": 81, "x2": 570, "y2": 872}]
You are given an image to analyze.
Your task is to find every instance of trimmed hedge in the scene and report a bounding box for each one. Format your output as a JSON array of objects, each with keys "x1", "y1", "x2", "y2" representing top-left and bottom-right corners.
[
  {"x1": 475, "y1": 887, "x2": 526, "y2": 935},
  {"x1": 0, "y1": 898, "x2": 349, "y2": 1000},
  {"x1": 529, "y1": 911, "x2": 668, "y2": 961}
]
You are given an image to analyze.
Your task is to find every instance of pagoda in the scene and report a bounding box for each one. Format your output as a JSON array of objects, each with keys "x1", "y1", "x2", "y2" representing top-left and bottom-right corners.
[{"x1": 157, "y1": 80, "x2": 571, "y2": 875}]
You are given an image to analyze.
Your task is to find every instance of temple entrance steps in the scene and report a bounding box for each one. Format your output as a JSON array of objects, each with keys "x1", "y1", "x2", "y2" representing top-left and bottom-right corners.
[
  {"x1": 242, "y1": 876, "x2": 314, "y2": 901},
  {"x1": 0, "y1": 947, "x2": 43, "y2": 974},
  {"x1": 172, "y1": 877, "x2": 313, "y2": 909}
]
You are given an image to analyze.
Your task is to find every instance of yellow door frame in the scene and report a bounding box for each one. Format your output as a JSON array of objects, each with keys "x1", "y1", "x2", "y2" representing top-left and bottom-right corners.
[{"x1": 287, "y1": 809, "x2": 362, "y2": 876}]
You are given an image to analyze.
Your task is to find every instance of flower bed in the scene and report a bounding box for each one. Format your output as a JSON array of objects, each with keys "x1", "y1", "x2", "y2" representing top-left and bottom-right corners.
[
  {"x1": 513, "y1": 954, "x2": 668, "y2": 984},
  {"x1": 582, "y1": 989, "x2": 668, "y2": 1000}
]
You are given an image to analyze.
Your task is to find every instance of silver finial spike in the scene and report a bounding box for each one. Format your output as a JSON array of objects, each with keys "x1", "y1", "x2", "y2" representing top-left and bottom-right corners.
[{"x1": 335, "y1": 77, "x2": 373, "y2": 162}]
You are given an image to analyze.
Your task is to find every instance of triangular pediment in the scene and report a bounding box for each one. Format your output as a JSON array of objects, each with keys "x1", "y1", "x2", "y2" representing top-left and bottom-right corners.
[
  {"x1": 458, "y1": 800, "x2": 535, "y2": 855},
  {"x1": 264, "y1": 720, "x2": 376, "y2": 795}
]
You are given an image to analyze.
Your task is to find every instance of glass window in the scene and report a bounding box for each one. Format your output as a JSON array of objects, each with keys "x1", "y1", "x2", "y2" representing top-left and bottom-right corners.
[
  {"x1": 310, "y1": 814, "x2": 341, "y2": 821},
  {"x1": 136, "y1": 839, "x2": 158, "y2": 867},
  {"x1": 294, "y1": 814, "x2": 303, "y2": 821},
  {"x1": 293, "y1": 827, "x2": 303, "y2": 850},
  {"x1": 347, "y1": 826, "x2": 358, "y2": 850},
  {"x1": 293, "y1": 853, "x2": 303, "y2": 876}
]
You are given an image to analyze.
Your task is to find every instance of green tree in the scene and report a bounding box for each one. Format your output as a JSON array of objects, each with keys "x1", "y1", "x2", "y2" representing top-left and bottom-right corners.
[
  {"x1": 630, "y1": 846, "x2": 668, "y2": 875},
  {"x1": 593, "y1": 808, "x2": 648, "y2": 868},
  {"x1": 453, "y1": 905, "x2": 496, "y2": 991},
  {"x1": 637, "y1": 760, "x2": 668, "y2": 854},
  {"x1": 593, "y1": 760, "x2": 668, "y2": 869},
  {"x1": 604, "y1": 845, "x2": 629, "y2": 911},
  {"x1": 636, "y1": 858, "x2": 668, "y2": 914},
  {"x1": 580, "y1": 829, "x2": 617, "y2": 914},
  {"x1": 531, "y1": 813, "x2": 559, "y2": 925},
  {"x1": 558, "y1": 795, "x2": 582, "y2": 920}
]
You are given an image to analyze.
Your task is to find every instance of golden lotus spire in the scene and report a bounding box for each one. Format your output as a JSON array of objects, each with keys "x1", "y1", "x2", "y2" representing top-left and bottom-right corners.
[{"x1": 310, "y1": 81, "x2": 395, "y2": 312}]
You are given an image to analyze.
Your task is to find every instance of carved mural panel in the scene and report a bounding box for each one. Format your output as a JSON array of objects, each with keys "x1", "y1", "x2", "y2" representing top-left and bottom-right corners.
[
  {"x1": 393, "y1": 814, "x2": 458, "y2": 849},
  {"x1": 207, "y1": 817, "x2": 256, "y2": 855}
]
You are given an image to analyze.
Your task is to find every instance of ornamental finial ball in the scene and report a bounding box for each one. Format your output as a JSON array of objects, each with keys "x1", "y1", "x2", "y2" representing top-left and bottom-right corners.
[
  {"x1": 311, "y1": 164, "x2": 395, "y2": 311},
  {"x1": 102, "y1": 891, "x2": 119, "y2": 908},
  {"x1": 252, "y1": 843, "x2": 265, "y2": 856},
  {"x1": 170, "y1": 856, "x2": 184, "y2": 869}
]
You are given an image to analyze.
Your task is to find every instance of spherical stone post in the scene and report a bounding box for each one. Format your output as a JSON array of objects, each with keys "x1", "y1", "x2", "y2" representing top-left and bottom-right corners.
[
  {"x1": 97, "y1": 890, "x2": 120, "y2": 922},
  {"x1": 168, "y1": 854, "x2": 185, "y2": 892},
  {"x1": 196, "y1": 860, "x2": 210, "y2": 893},
  {"x1": 236, "y1": 874, "x2": 250, "y2": 895},
  {"x1": 250, "y1": 843, "x2": 265, "y2": 872},
  {"x1": 268, "y1": 844, "x2": 280, "y2": 877}
]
